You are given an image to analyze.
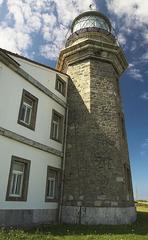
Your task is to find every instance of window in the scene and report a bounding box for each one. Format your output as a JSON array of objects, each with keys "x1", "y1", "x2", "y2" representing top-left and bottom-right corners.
[
  {"x1": 9, "y1": 161, "x2": 24, "y2": 197},
  {"x1": 50, "y1": 110, "x2": 64, "y2": 142},
  {"x1": 55, "y1": 75, "x2": 66, "y2": 96},
  {"x1": 45, "y1": 167, "x2": 60, "y2": 201},
  {"x1": 6, "y1": 156, "x2": 31, "y2": 201},
  {"x1": 20, "y1": 97, "x2": 33, "y2": 125},
  {"x1": 18, "y1": 89, "x2": 38, "y2": 130}
]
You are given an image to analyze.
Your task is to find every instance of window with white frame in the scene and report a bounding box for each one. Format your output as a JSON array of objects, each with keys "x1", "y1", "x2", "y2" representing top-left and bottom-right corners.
[
  {"x1": 55, "y1": 75, "x2": 66, "y2": 96},
  {"x1": 50, "y1": 110, "x2": 64, "y2": 142},
  {"x1": 20, "y1": 96, "x2": 33, "y2": 125},
  {"x1": 45, "y1": 167, "x2": 59, "y2": 201},
  {"x1": 9, "y1": 161, "x2": 25, "y2": 197},
  {"x1": 47, "y1": 176, "x2": 56, "y2": 199},
  {"x1": 6, "y1": 156, "x2": 30, "y2": 201},
  {"x1": 18, "y1": 89, "x2": 38, "y2": 130}
]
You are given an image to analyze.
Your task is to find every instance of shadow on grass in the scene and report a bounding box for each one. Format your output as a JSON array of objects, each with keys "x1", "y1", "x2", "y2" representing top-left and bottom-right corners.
[{"x1": 28, "y1": 211, "x2": 148, "y2": 236}]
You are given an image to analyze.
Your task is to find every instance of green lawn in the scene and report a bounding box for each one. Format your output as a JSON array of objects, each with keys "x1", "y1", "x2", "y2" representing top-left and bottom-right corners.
[{"x1": 0, "y1": 206, "x2": 148, "y2": 240}]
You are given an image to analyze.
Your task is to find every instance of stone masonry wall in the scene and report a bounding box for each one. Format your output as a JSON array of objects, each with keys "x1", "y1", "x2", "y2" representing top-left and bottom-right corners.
[{"x1": 63, "y1": 58, "x2": 134, "y2": 209}]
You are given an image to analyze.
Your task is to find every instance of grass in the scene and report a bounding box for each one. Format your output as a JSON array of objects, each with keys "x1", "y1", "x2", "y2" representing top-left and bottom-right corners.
[{"x1": 0, "y1": 205, "x2": 148, "y2": 240}]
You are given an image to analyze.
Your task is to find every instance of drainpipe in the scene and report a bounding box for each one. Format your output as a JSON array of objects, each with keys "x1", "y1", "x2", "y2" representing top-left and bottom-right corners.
[{"x1": 58, "y1": 106, "x2": 68, "y2": 223}]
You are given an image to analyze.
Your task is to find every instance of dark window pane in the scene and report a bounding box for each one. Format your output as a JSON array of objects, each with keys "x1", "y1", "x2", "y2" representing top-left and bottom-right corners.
[
  {"x1": 50, "y1": 179, "x2": 54, "y2": 197},
  {"x1": 10, "y1": 174, "x2": 16, "y2": 194},
  {"x1": 53, "y1": 114, "x2": 60, "y2": 122},
  {"x1": 20, "y1": 104, "x2": 26, "y2": 121},
  {"x1": 15, "y1": 175, "x2": 22, "y2": 195},
  {"x1": 25, "y1": 107, "x2": 32, "y2": 124}
]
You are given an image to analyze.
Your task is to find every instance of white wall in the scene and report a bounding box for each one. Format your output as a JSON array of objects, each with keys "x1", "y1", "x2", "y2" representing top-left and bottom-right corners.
[
  {"x1": 10, "y1": 54, "x2": 68, "y2": 102},
  {"x1": 0, "y1": 55, "x2": 68, "y2": 211},
  {"x1": 0, "y1": 62, "x2": 66, "y2": 151},
  {"x1": 0, "y1": 136, "x2": 60, "y2": 209}
]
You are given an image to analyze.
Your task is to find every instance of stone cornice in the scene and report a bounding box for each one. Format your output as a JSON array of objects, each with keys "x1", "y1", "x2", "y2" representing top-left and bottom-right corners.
[
  {"x1": 57, "y1": 39, "x2": 128, "y2": 76},
  {"x1": 0, "y1": 50, "x2": 67, "y2": 108},
  {"x1": 66, "y1": 27, "x2": 116, "y2": 47},
  {"x1": 0, "y1": 126, "x2": 63, "y2": 157}
]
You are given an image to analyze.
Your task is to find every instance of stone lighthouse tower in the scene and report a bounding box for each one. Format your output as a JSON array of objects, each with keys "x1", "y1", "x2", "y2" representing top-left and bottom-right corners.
[{"x1": 57, "y1": 9, "x2": 136, "y2": 224}]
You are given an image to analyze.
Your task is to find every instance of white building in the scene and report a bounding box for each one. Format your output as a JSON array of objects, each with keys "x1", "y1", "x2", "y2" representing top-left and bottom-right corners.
[{"x1": 0, "y1": 48, "x2": 68, "y2": 226}]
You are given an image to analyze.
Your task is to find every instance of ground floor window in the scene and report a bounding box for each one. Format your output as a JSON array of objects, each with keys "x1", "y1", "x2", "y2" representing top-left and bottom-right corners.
[
  {"x1": 45, "y1": 166, "x2": 60, "y2": 201},
  {"x1": 6, "y1": 156, "x2": 31, "y2": 201}
]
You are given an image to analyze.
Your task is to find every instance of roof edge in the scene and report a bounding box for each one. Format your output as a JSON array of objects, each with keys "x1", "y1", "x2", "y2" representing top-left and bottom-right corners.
[{"x1": 0, "y1": 48, "x2": 69, "y2": 78}]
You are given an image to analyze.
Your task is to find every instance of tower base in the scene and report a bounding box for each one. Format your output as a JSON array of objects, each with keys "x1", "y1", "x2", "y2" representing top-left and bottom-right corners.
[{"x1": 62, "y1": 206, "x2": 137, "y2": 225}]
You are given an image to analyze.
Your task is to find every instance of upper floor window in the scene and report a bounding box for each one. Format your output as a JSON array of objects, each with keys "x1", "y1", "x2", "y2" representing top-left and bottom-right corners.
[
  {"x1": 45, "y1": 166, "x2": 60, "y2": 201},
  {"x1": 50, "y1": 110, "x2": 64, "y2": 143},
  {"x1": 55, "y1": 75, "x2": 66, "y2": 96},
  {"x1": 6, "y1": 156, "x2": 31, "y2": 201},
  {"x1": 18, "y1": 89, "x2": 38, "y2": 130}
]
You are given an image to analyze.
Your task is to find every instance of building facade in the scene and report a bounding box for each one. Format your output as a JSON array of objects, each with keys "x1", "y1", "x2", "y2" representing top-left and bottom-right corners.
[
  {"x1": 0, "y1": 9, "x2": 136, "y2": 226},
  {"x1": 0, "y1": 49, "x2": 68, "y2": 226}
]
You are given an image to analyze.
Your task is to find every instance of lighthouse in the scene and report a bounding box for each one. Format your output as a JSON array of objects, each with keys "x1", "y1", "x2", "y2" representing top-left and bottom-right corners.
[{"x1": 57, "y1": 9, "x2": 136, "y2": 224}]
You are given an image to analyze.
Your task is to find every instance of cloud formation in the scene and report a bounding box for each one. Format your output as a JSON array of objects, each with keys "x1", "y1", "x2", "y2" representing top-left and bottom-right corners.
[
  {"x1": 0, "y1": 0, "x2": 96, "y2": 59},
  {"x1": 128, "y1": 64, "x2": 143, "y2": 82},
  {"x1": 141, "y1": 92, "x2": 148, "y2": 100},
  {"x1": 106, "y1": 0, "x2": 148, "y2": 54},
  {"x1": 141, "y1": 52, "x2": 148, "y2": 61},
  {"x1": 106, "y1": 0, "x2": 148, "y2": 27},
  {"x1": 0, "y1": 0, "x2": 147, "y2": 63}
]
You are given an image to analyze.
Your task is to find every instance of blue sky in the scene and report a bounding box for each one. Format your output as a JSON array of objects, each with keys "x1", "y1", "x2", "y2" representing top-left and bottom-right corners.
[{"x1": 0, "y1": 0, "x2": 148, "y2": 200}]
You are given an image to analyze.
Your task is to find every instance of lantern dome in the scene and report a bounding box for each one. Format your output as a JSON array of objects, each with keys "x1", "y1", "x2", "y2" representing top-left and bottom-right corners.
[{"x1": 71, "y1": 10, "x2": 111, "y2": 33}]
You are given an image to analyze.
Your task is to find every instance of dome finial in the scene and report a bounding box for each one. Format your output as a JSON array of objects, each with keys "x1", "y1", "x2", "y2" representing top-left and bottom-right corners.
[
  {"x1": 89, "y1": 3, "x2": 96, "y2": 10},
  {"x1": 89, "y1": 4, "x2": 92, "y2": 10}
]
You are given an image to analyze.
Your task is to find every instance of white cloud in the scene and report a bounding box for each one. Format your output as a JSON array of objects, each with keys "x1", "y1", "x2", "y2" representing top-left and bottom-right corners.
[
  {"x1": 7, "y1": 0, "x2": 42, "y2": 32},
  {"x1": 128, "y1": 64, "x2": 143, "y2": 82},
  {"x1": 117, "y1": 33, "x2": 126, "y2": 45},
  {"x1": 106, "y1": 0, "x2": 148, "y2": 27},
  {"x1": 0, "y1": 0, "x2": 96, "y2": 59},
  {"x1": 106, "y1": 0, "x2": 148, "y2": 55},
  {"x1": 141, "y1": 92, "x2": 148, "y2": 100},
  {"x1": 40, "y1": 0, "x2": 96, "y2": 59},
  {"x1": 40, "y1": 44, "x2": 60, "y2": 61},
  {"x1": 0, "y1": 0, "x2": 147, "y2": 62},
  {"x1": 0, "y1": 0, "x2": 3, "y2": 5},
  {"x1": 27, "y1": 15, "x2": 42, "y2": 32},
  {"x1": 41, "y1": 13, "x2": 57, "y2": 41},
  {"x1": 0, "y1": 0, "x2": 41, "y2": 54},
  {"x1": 42, "y1": 13, "x2": 57, "y2": 28},
  {"x1": 141, "y1": 52, "x2": 148, "y2": 62},
  {"x1": 0, "y1": 26, "x2": 31, "y2": 54}
]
